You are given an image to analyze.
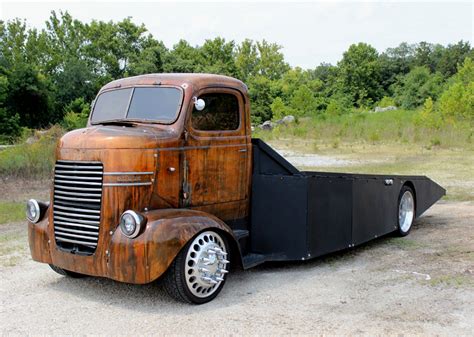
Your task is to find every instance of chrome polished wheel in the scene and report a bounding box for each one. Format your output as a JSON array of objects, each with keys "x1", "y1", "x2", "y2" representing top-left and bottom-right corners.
[
  {"x1": 184, "y1": 231, "x2": 229, "y2": 298},
  {"x1": 399, "y1": 190, "x2": 415, "y2": 233}
]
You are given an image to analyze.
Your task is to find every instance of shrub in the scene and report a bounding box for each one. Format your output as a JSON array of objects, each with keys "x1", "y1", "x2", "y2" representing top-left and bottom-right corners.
[
  {"x1": 378, "y1": 96, "x2": 396, "y2": 108},
  {"x1": 414, "y1": 97, "x2": 442, "y2": 130},
  {"x1": 438, "y1": 58, "x2": 474, "y2": 121},
  {"x1": 0, "y1": 109, "x2": 21, "y2": 143},
  {"x1": 61, "y1": 98, "x2": 91, "y2": 131},
  {"x1": 393, "y1": 66, "x2": 444, "y2": 109},
  {"x1": 325, "y1": 94, "x2": 352, "y2": 116},
  {"x1": 290, "y1": 85, "x2": 317, "y2": 116},
  {"x1": 270, "y1": 97, "x2": 297, "y2": 121}
]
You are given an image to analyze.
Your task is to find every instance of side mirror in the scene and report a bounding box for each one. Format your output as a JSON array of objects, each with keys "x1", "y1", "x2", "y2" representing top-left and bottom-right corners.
[{"x1": 193, "y1": 97, "x2": 205, "y2": 111}]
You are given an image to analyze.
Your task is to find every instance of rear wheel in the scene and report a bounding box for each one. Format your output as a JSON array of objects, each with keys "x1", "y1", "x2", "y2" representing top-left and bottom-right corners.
[
  {"x1": 397, "y1": 186, "x2": 415, "y2": 236},
  {"x1": 163, "y1": 230, "x2": 230, "y2": 304},
  {"x1": 49, "y1": 264, "x2": 85, "y2": 278}
]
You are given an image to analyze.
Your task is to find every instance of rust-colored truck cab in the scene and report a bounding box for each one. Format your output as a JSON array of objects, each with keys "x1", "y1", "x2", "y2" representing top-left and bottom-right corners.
[
  {"x1": 27, "y1": 73, "x2": 445, "y2": 304},
  {"x1": 29, "y1": 74, "x2": 252, "y2": 303}
]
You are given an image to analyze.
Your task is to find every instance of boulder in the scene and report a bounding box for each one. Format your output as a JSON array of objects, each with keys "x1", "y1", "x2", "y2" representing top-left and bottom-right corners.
[
  {"x1": 260, "y1": 120, "x2": 274, "y2": 130},
  {"x1": 281, "y1": 115, "x2": 295, "y2": 124},
  {"x1": 374, "y1": 106, "x2": 397, "y2": 113},
  {"x1": 274, "y1": 115, "x2": 295, "y2": 125}
]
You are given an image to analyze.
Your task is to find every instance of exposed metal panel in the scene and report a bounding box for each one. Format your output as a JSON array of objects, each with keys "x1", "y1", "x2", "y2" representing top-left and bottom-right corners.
[
  {"x1": 307, "y1": 177, "x2": 352, "y2": 257},
  {"x1": 250, "y1": 174, "x2": 308, "y2": 259}
]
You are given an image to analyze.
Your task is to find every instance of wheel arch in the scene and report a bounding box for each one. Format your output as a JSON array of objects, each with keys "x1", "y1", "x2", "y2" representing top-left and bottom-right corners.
[
  {"x1": 143, "y1": 208, "x2": 241, "y2": 282},
  {"x1": 402, "y1": 180, "x2": 417, "y2": 213}
]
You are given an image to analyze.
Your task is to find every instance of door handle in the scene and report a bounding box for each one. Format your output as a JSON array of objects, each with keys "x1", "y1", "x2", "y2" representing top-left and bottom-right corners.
[{"x1": 238, "y1": 148, "x2": 247, "y2": 152}]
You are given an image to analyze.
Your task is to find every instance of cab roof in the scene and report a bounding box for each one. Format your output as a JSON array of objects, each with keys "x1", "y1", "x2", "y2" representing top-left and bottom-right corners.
[{"x1": 100, "y1": 73, "x2": 248, "y2": 94}]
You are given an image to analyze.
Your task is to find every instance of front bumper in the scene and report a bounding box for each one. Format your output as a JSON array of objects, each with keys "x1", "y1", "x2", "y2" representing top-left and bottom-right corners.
[{"x1": 28, "y1": 207, "x2": 150, "y2": 284}]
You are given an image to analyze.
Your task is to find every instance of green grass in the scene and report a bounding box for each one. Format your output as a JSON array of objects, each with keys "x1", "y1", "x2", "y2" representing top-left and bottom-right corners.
[
  {"x1": 429, "y1": 274, "x2": 474, "y2": 288},
  {"x1": 386, "y1": 237, "x2": 426, "y2": 250},
  {"x1": 0, "y1": 125, "x2": 63, "y2": 179},
  {"x1": 0, "y1": 201, "x2": 25, "y2": 224},
  {"x1": 253, "y1": 109, "x2": 473, "y2": 149}
]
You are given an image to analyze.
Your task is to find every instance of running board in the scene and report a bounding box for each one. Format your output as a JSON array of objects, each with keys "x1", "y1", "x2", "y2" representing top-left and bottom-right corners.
[
  {"x1": 242, "y1": 253, "x2": 266, "y2": 269},
  {"x1": 232, "y1": 229, "x2": 249, "y2": 241},
  {"x1": 232, "y1": 229, "x2": 267, "y2": 268}
]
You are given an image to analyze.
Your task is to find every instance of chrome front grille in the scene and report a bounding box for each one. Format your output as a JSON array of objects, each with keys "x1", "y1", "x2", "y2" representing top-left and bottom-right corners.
[{"x1": 53, "y1": 160, "x2": 104, "y2": 254}]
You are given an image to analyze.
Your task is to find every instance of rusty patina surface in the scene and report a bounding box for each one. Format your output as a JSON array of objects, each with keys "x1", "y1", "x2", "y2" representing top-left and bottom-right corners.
[{"x1": 28, "y1": 74, "x2": 251, "y2": 283}]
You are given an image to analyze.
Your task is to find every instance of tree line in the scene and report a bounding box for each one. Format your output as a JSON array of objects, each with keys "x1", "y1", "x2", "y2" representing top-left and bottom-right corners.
[{"x1": 0, "y1": 11, "x2": 472, "y2": 142}]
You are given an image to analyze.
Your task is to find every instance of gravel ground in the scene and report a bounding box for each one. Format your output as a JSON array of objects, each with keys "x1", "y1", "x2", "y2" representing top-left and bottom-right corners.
[
  {"x1": 275, "y1": 148, "x2": 356, "y2": 167},
  {"x1": 274, "y1": 147, "x2": 385, "y2": 168},
  {"x1": 1, "y1": 201, "x2": 473, "y2": 336}
]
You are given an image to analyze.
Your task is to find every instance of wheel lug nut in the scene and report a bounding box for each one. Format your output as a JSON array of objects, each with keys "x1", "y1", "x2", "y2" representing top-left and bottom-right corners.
[{"x1": 201, "y1": 257, "x2": 212, "y2": 265}]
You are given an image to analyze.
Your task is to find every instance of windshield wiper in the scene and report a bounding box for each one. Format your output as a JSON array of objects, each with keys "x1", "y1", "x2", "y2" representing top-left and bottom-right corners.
[{"x1": 95, "y1": 119, "x2": 139, "y2": 126}]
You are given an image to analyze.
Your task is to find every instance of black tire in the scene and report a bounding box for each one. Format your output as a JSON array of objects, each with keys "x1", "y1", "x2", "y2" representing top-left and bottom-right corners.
[
  {"x1": 49, "y1": 264, "x2": 86, "y2": 278},
  {"x1": 397, "y1": 185, "x2": 415, "y2": 237},
  {"x1": 163, "y1": 230, "x2": 230, "y2": 304}
]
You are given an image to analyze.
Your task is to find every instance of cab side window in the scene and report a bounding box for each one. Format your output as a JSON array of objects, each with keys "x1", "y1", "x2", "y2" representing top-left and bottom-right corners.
[{"x1": 192, "y1": 93, "x2": 240, "y2": 131}]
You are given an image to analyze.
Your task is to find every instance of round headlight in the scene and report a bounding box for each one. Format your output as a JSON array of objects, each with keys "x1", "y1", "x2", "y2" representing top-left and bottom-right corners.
[
  {"x1": 119, "y1": 210, "x2": 143, "y2": 238},
  {"x1": 26, "y1": 199, "x2": 41, "y2": 223}
]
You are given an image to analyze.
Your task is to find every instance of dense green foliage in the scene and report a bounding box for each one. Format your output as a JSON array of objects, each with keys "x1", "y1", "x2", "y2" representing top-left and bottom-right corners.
[{"x1": 0, "y1": 11, "x2": 473, "y2": 143}]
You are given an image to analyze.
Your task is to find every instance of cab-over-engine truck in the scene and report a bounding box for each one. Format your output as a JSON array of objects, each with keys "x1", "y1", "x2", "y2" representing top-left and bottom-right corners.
[{"x1": 27, "y1": 74, "x2": 445, "y2": 304}]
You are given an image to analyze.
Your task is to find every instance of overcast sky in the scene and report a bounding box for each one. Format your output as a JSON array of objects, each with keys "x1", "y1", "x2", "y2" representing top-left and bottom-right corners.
[{"x1": 1, "y1": 1, "x2": 472, "y2": 69}]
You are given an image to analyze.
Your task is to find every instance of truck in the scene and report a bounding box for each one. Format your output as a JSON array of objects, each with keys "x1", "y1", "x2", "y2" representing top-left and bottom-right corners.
[{"x1": 27, "y1": 74, "x2": 445, "y2": 304}]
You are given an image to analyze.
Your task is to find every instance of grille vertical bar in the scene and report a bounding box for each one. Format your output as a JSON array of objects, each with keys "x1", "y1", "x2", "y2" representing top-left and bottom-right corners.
[{"x1": 53, "y1": 160, "x2": 103, "y2": 254}]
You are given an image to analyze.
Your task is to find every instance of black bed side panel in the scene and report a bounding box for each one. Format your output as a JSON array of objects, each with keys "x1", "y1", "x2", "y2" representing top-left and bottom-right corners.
[
  {"x1": 307, "y1": 177, "x2": 352, "y2": 257},
  {"x1": 250, "y1": 174, "x2": 308, "y2": 260},
  {"x1": 351, "y1": 178, "x2": 400, "y2": 245}
]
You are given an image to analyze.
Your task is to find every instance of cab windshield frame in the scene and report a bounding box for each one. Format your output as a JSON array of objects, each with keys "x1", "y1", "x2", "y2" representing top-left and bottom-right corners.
[{"x1": 89, "y1": 85, "x2": 184, "y2": 125}]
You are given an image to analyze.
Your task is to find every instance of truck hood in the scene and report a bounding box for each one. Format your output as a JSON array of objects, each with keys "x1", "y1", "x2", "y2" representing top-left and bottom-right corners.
[{"x1": 59, "y1": 125, "x2": 179, "y2": 149}]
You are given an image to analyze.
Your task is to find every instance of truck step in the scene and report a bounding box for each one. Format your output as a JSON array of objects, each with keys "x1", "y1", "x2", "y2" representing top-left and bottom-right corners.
[
  {"x1": 232, "y1": 229, "x2": 249, "y2": 241},
  {"x1": 242, "y1": 253, "x2": 266, "y2": 269}
]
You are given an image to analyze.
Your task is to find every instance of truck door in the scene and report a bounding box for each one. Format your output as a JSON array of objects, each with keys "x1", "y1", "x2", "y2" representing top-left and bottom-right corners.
[{"x1": 183, "y1": 87, "x2": 251, "y2": 222}]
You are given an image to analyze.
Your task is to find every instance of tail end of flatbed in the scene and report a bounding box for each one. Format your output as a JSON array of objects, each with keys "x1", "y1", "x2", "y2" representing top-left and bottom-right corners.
[{"x1": 411, "y1": 178, "x2": 446, "y2": 217}]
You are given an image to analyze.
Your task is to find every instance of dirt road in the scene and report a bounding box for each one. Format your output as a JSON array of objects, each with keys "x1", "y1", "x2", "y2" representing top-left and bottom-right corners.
[{"x1": 1, "y1": 201, "x2": 473, "y2": 335}]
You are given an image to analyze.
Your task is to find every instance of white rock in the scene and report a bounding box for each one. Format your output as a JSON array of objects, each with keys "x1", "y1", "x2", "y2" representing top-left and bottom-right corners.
[
  {"x1": 261, "y1": 120, "x2": 274, "y2": 130},
  {"x1": 281, "y1": 115, "x2": 295, "y2": 124},
  {"x1": 374, "y1": 106, "x2": 397, "y2": 113}
]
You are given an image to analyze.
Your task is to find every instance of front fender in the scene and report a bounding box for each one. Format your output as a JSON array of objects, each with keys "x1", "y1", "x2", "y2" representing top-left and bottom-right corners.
[
  {"x1": 145, "y1": 209, "x2": 239, "y2": 282},
  {"x1": 107, "y1": 208, "x2": 238, "y2": 283},
  {"x1": 28, "y1": 207, "x2": 52, "y2": 264}
]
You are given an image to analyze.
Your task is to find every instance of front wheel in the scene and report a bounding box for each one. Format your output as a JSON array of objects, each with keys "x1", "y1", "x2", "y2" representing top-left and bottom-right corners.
[
  {"x1": 163, "y1": 230, "x2": 230, "y2": 304},
  {"x1": 397, "y1": 186, "x2": 415, "y2": 236}
]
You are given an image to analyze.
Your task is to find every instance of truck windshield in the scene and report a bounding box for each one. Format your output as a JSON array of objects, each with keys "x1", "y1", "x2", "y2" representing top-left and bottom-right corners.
[{"x1": 91, "y1": 87, "x2": 182, "y2": 124}]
